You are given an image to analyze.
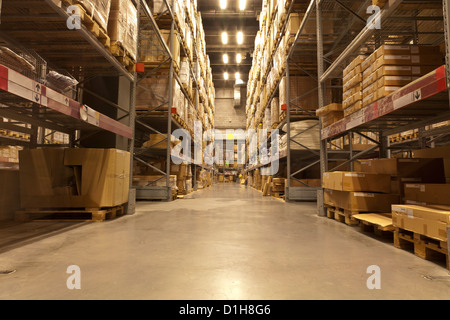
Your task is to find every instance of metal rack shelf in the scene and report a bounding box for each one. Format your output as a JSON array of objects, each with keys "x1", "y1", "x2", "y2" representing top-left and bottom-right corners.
[
  {"x1": 134, "y1": 0, "x2": 216, "y2": 201},
  {"x1": 1, "y1": 0, "x2": 135, "y2": 82},
  {"x1": 314, "y1": 0, "x2": 450, "y2": 217},
  {"x1": 0, "y1": 63, "x2": 133, "y2": 139},
  {"x1": 0, "y1": 0, "x2": 138, "y2": 211}
]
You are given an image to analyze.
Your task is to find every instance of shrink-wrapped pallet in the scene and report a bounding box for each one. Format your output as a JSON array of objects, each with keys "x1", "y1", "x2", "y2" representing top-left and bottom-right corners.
[
  {"x1": 74, "y1": 0, "x2": 111, "y2": 31},
  {"x1": 108, "y1": 0, "x2": 138, "y2": 61}
]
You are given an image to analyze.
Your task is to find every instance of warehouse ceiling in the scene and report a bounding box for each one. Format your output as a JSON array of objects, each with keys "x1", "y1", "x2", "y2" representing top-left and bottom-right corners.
[{"x1": 197, "y1": 0, "x2": 262, "y2": 87}]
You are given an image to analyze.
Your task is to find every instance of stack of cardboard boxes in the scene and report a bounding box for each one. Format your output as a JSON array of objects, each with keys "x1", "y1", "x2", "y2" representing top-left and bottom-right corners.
[
  {"x1": 343, "y1": 55, "x2": 365, "y2": 117},
  {"x1": 323, "y1": 171, "x2": 400, "y2": 214},
  {"x1": 342, "y1": 45, "x2": 443, "y2": 117},
  {"x1": 361, "y1": 45, "x2": 442, "y2": 108},
  {"x1": 316, "y1": 103, "x2": 343, "y2": 128}
]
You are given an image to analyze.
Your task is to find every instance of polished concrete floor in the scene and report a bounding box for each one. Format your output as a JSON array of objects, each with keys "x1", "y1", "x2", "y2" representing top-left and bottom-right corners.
[{"x1": 0, "y1": 183, "x2": 449, "y2": 300}]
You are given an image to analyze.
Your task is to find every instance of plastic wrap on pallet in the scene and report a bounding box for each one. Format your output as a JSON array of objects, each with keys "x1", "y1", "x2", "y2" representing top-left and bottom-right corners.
[
  {"x1": 0, "y1": 46, "x2": 36, "y2": 74},
  {"x1": 136, "y1": 76, "x2": 174, "y2": 111},
  {"x1": 74, "y1": 0, "x2": 111, "y2": 32},
  {"x1": 108, "y1": 0, "x2": 138, "y2": 61},
  {"x1": 281, "y1": 120, "x2": 320, "y2": 150},
  {"x1": 44, "y1": 70, "x2": 79, "y2": 94}
]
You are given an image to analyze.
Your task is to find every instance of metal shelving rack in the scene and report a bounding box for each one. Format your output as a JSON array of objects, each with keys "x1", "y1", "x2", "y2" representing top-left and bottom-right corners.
[
  {"x1": 313, "y1": 0, "x2": 450, "y2": 216},
  {"x1": 245, "y1": 0, "x2": 339, "y2": 201},
  {"x1": 134, "y1": 0, "x2": 216, "y2": 201},
  {"x1": 0, "y1": 0, "x2": 137, "y2": 211}
]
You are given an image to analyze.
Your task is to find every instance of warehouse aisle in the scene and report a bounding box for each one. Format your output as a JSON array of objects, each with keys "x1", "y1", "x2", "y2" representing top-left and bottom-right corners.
[{"x1": 0, "y1": 184, "x2": 449, "y2": 300}]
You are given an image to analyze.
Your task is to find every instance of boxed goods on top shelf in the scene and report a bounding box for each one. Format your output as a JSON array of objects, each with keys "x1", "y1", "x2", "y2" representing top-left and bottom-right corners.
[
  {"x1": 108, "y1": 0, "x2": 138, "y2": 62},
  {"x1": 73, "y1": 0, "x2": 112, "y2": 32},
  {"x1": 343, "y1": 45, "x2": 444, "y2": 117}
]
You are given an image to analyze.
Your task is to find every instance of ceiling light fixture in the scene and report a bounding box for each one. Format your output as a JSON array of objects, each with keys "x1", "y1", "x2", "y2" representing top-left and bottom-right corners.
[
  {"x1": 235, "y1": 72, "x2": 240, "y2": 80},
  {"x1": 239, "y1": 0, "x2": 246, "y2": 10},
  {"x1": 224, "y1": 72, "x2": 229, "y2": 80},
  {"x1": 222, "y1": 32, "x2": 228, "y2": 45},
  {"x1": 236, "y1": 53, "x2": 242, "y2": 64},
  {"x1": 223, "y1": 54, "x2": 229, "y2": 64},
  {"x1": 220, "y1": 0, "x2": 227, "y2": 10},
  {"x1": 237, "y1": 31, "x2": 244, "y2": 45}
]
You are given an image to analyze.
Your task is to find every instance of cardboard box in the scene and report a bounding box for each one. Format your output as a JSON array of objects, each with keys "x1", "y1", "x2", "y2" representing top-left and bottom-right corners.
[
  {"x1": 375, "y1": 65, "x2": 439, "y2": 78},
  {"x1": 316, "y1": 103, "x2": 343, "y2": 117},
  {"x1": 413, "y1": 146, "x2": 450, "y2": 180},
  {"x1": 20, "y1": 148, "x2": 130, "y2": 209},
  {"x1": 375, "y1": 54, "x2": 444, "y2": 68},
  {"x1": 321, "y1": 111, "x2": 344, "y2": 128},
  {"x1": 0, "y1": 170, "x2": 20, "y2": 221},
  {"x1": 362, "y1": 72, "x2": 378, "y2": 89},
  {"x1": 377, "y1": 86, "x2": 401, "y2": 99},
  {"x1": 324, "y1": 189, "x2": 400, "y2": 212},
  {"x1": 361, "y1": 52, "x2": 376, "y2": 72},
  {"x1": 377, "y1": 76, "x2": 418, "y2": 87},
  {"x1": 108, "y1": 0, "x2": 138, "y2": 61},
  {"x1": 375, "y1": 45, "x2": 441, "y2": 59},
  {"x1": 392, "y1": 204, "x2": 450, "y2": 241},
  {"x1": 404, "y1": 184, "x2": 450, "y2": 206},
  {"x1": 362, "y1": 83, "x2": 377, "y2": 100},
  {"x1": 322, "y1": 171, "x2": 391, "y2": 193},
  {"x1": 289, "y1": 179, "x2": 321, "y2": 188},
  {"x1": 343, "y1": 101, "x2": 363, "y2": 117},
  {"x1": 357, "y1": 158, "x2": 445, "y2": 179}
]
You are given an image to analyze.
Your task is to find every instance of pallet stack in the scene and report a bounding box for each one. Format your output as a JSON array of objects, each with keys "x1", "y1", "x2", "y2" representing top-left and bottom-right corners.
[{"x1": 323, "y1": 171, "x2": 400, "y2": 225}]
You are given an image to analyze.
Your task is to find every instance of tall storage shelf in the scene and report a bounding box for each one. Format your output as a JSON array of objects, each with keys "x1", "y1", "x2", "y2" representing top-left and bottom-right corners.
[
  {"x1": 313, "y1": 0, "x2": 450, "y2": 216},
  {"x1": 245, "y1": 0, "x2": 330, "y2": 200},
  {"x1": 133, "y1": 0, "x2": 216, "y2": 201},
  {"x1": 0, "y1": 0, "x2": 137, "y2": 212}
]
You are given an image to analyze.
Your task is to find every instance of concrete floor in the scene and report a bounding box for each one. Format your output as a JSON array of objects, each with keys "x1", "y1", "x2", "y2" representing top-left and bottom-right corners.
[{"x1": 0, "y1": 183, "x2": 449, "y2": 300}]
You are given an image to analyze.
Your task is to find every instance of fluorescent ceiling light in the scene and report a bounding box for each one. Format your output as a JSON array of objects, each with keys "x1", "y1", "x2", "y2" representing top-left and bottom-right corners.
[
  {"x1": 220, "y1": 0, "x2": 227, "y2": 10},
  {"x1": 237, "y1": 31, "x2": 244, "y2": 45},
  {"x1": 222, "y1": 32, "x2": 228, "y2": 44},
  {"x1": 236, "y1": 53, "x2": 242, "y2": 64},
  {"x1": 239, "y1": 0, "x2": 246, "y2": 10},
  {"x1": 235, "y1": 72, "x2": 240, "y2": 80},
  {"x1": 223, "y1": 54, "x2": 229, "y2": 64},
  {"x1": 224, "y1": 72, "x2": 229, "y2": 80}
]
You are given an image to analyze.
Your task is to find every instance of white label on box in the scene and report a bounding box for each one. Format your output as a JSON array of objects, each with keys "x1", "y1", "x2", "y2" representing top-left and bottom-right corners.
[
  {"x1": 345, "y1": 173, "x2": 365, "y2": 178},
  {"x1": 384, "y1": 45, "x2": 411, "y2": 51},
  {"x1": 392, "y1": 206, "x2": 406, "y2": 213},
  {"x1": 407, "y1": 209, "x2": 414, "y2": 218},
  {"x1": 360, "y1": 161, "x2": 371, "y2": 166},
  {"x1": 385, "y1": 76, "x2": 412, "y2": 81},
  {"x1": 354, "y1": 192, "x2": 375, "y2": 198},
  {"x1": 385, "y1": 66, "x2": 411, "y2": 71},
  {"x1": 411, "y1": 47, "x2": 419, "y2": 54},
  {"x1": 384, "y1": 55, "x2": 411, "y2": 61},
  {"x1": 405, "y1": 200, "x2": 427, "y2": 206},
  {"x1": 411, "y1": 56, "x2": 421, "y2": 64},
  {"x1": 420, "y1": 185, "x2": 426, "y2": 192},
  {"x1": 405, "y1": 184, "x2": 421, "y2": 189}
]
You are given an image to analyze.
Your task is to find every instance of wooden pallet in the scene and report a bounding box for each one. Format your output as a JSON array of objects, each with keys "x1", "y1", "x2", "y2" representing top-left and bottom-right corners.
[
  {"x1": 326, "y1": 206, "x2": 360, "y2": 226},
  {"x1": 109, "y1": 41, "x2": 136, "y2": 72},
  {"x1": 65, "y1": 2, "x2": 110, "y2": 48},
  {"x1": 394, "y1": 227, "x2": 449, "y2": 269},
  {"x1": 353, "y1": 213, "x2": 394, "y2": 238},
  {"x1": 15, "y1": 205, "x2": 125, "y2": 223}
]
